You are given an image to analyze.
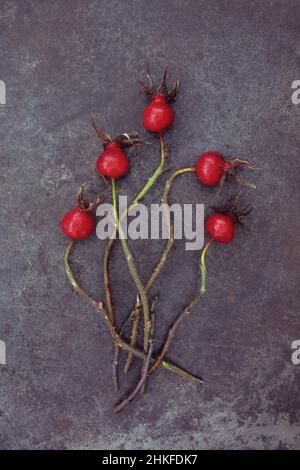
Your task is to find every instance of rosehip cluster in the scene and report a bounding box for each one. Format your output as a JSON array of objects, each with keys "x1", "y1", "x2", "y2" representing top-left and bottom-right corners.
[{"x1": 59, "y1": 67, "x2": 258, "y2": 413}]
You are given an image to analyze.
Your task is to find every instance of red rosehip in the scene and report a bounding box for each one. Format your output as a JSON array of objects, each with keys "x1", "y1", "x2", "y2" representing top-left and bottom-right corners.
[
  {"x1": 142, "y1": 94, "x2": 175, "y2": 133},
  {"x1": 196, "y1": 151, "x2": 228, "y2": 186},
  {"x1": 205, "y1": 212, "x2": 235, "y2": 243},
  {"x1": 96, "y1": 142, "x2": 129, "y2": 179},
  {"x1": 60, "y1": 208, "x2": 95, "y2": 240}
]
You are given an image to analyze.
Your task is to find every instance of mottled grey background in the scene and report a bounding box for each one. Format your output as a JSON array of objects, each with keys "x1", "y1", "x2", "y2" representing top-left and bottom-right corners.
[{"x1": 0, "y1": 0, "x2": 299, "y2": 450}]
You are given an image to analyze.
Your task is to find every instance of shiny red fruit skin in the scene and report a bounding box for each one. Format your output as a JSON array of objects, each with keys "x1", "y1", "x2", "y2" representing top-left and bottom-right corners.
[
  {"x1": 205, "y1": 213, "x2": 235, "y2": 243},
  {"x1": 196, "y1": 151, "x2": 227, "y2": 186},
  {"x1": 60, "y1": 208, "x2": 95, "y2": 240},
  {"x1": 96, "y1": 142, "x2": 129, "y2": 179},
  {"x1": 142, "y1": 94, "x2": 174, "y2": 133}
]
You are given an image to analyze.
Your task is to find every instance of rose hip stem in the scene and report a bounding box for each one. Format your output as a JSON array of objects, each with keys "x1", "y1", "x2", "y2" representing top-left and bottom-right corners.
[
  {"x1": 148, "y1": 194, "x2": 256, "y2": 375},
  {"x1": 133, "y1": 132, "x2": 166, "y2": 204},
  {"x1": 112, "y1": 313, "x2": 134, "y2": 392},
  {"x1": 104, "y1": 132, "x2": 166, "y2": 323},
  {"x1": 111, "y1": 177, "x2": 151, "y2": 392},
  {"x1": 92, "y1": 119, "x2": 140, "y2": 328},
  {"x1": 113, "y1": 311, "x2": 156, "y2": 413},
  {"x1": 122, "y1": 166, "x2": 196, "y2": 373},
  {"x1": 64, "y1": 240, "x2": 201, "y2": 384},
  {"x1": 123, "y1": 294, "x2": 142, "y2": 373},
  {"x1": 149, "y1": 239, "x2": 213, "y2": 375},
  {"x1": 121, "y1": 133, "x2": 168, "y2": 375},
  {"x1": 104, "y1": 133, "x2": 167, "y2": 391}
]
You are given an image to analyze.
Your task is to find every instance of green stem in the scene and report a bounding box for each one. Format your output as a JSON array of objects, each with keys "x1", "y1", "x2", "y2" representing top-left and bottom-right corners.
[
  {"x1": 162, "y1": 167, "x2": 196, "y2": 203},
  {"x1": 200, "y1": 238, "x2": 212, "y2": 294},
  {"x1": 64, "y1": 241, "x2": 77, "y2": 290},
  {"x1": 64, "y1": 241, "x2": 98, "y2": 310},
  {"x1": 131, "y1": 132, "x2": 166, "y2": 206},
  {"x1": 103, "y1": 133, "x2": 167, "y2": 326},
  {"x1": 106, "y1": 134, "x2": 168, "y2": 386},
  {"x1": 149, "y1": 239, "x2": 212, "y2": 375},
  {"x1": 145, "y1": 166, "x2": 196, "y2": 291},
  {"x1": 121, "y1": 133, "x2": 168, "y2": 376},
  {"x1": 122, "y1": 166, "x2": 197, "y2": 374},
  {"x1": 127, "y1": 167, "x2": 196, "y2": 315},
  {"x1": 111, "y1": 178, "x2": 151, "y2": 385}
]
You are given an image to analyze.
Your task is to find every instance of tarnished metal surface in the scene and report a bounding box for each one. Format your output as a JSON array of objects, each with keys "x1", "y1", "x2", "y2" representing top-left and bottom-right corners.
[{"x1": 0, "y1": 0, "x2": 299, "y2": 449}]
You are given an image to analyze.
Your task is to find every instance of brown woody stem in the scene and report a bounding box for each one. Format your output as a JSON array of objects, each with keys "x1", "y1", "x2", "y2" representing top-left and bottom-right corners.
[
  {"x1": 64, "y1": 240, "x2": 202, "y2": 384},
  {"x1": 112, "y1": 314, "x2": 133, "y2": 393},
  {"x1": 124, "y1": 295, "x2": 142, "y2": 374},
  {"x1": 114, "y1": 313, "x2": 156, "y2": 413},
  {"x1": 111, "y1": 178, "x2": 151, "y2": 392}
]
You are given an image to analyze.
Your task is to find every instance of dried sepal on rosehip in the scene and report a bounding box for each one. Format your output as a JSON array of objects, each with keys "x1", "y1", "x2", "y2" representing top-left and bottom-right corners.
[
  {"x1": 92, "y1": 120, "x2": 140, "y2": 179},
  {"x1": 140, "y1": 67, "x2": 179, "y2": 133},
  {"x1": 206, "y1": 192, "x2": 254, "y2": 243},
  {"x1": 60, "y1": 184, "x2": 107, "y2": 240},
  {"x1": 75, "y1": 183, "x2": 107, "y2": 212},
  {"x1": 140, "y1": 67, "x2": 179, "y2": 102},
  {"x1": 196, "y1": 151, "x2": 257, "y2": 200}
]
